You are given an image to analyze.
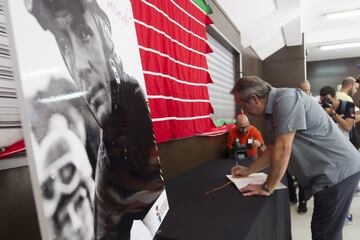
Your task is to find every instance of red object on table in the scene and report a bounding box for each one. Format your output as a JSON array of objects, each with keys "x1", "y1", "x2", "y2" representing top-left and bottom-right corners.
[{"x1": 0, "y1": 139, "x2": 26, "y2": 160}]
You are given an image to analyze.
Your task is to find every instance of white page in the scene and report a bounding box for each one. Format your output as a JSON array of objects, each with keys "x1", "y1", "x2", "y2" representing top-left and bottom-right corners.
[{"x1": 226, "y1": 173, "x2": 287, "y2": 191}]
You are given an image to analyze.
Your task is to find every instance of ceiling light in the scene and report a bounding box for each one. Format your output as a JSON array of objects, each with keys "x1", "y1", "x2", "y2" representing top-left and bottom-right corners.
[
  {"x1": 325, "y1": 9, "x2": 360, "y2": 19},
  {"x1": 320, "y1": 42, "x2": 360, "y2": 51}
]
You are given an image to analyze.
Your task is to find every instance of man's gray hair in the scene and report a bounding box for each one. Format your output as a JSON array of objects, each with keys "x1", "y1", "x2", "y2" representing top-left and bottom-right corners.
[
  {"x1": 298, "y1": 80, "x2": 310, "y2": 87},
  {"x1": 230, "y1": 76, "x2": 271, "y2": 101},
  {"x1": 342, "y1": 76, "x2": 356, "y2": 88}
]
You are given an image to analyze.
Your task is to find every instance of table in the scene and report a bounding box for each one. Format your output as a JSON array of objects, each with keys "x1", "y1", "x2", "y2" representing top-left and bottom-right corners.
[{"x1": 156, "y1": 158, "x2": 292, "y2": 240}]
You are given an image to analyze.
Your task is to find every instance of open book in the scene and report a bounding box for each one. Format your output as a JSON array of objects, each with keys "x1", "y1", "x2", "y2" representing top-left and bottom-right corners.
[{"x1": 226, "y1": 173, "x2": 287, "y2": 191}]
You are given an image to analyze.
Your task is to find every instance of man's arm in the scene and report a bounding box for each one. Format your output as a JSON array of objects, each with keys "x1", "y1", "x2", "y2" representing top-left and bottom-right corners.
[
  {"x1": 355, "y1": 111, "x2": 360, "y2": 123},
  {"x1": 231, "y1": 146, "x2": 271, "y2": 177},
  {"x1": 332, "y1": 113, "x2": 354, "y2": 132},
  {"x1": 239, "y1": 131, "x2": 295, "y2": 196},
  {"x1": 265, "y1": 131, "x2": 295, "y2": 193},
  {"x1": 326, "y1": 101, "x2": 355, "y2": 132}
]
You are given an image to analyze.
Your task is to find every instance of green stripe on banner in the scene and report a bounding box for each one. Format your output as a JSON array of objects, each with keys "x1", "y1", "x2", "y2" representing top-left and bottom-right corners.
[{"x1": 192, "y1": 0, "x2": 213, "y2": 14}]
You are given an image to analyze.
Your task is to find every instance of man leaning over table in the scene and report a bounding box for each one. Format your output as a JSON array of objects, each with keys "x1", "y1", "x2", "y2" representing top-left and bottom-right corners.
[{"x1": 230, "y1": 76, "x2": 360, "y2": 240}]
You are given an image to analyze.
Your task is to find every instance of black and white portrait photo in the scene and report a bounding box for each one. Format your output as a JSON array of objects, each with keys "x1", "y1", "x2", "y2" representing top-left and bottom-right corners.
[{"x1": 6, "y1": 0, "x2": 166, "y2": 239}]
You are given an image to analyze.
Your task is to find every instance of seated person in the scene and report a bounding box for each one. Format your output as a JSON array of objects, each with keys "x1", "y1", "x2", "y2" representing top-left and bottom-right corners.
[{"x1": 227, "y1": 113, "x2": 265, "y2": 161}]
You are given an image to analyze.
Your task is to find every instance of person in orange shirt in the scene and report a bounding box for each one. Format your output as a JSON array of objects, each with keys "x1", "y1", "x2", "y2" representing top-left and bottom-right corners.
[{"x1": 227, "y1": 113, "x2": 265, "y2": 160}]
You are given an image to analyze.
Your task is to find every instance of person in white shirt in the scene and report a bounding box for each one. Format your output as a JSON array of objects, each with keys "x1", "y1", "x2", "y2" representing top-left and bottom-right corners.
[{"x1": 336, "y1": 76, "x2": 358, "y2": 103}]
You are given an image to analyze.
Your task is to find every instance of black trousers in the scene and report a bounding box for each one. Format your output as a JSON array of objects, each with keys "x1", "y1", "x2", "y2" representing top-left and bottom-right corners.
[
  {"x1": 287, "y1": 171, "x2": 296, "y2": 202},
  {"x1": 311, "y1": 172, "x2": 360, "y2": 240},
  {"x1": 287, "y1": 171, "x2": 306, "y2": 204}
]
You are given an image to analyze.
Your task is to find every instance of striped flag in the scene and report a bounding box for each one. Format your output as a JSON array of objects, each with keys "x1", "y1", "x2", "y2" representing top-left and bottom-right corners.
[{"x1": 131, "y1": 0, "x2": 216, "y2": 143}]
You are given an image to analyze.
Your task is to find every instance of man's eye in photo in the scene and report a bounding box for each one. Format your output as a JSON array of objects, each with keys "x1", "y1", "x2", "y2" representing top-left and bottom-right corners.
[{"x1": 78, "y1": 26, "x2": 93, "y2": 42}]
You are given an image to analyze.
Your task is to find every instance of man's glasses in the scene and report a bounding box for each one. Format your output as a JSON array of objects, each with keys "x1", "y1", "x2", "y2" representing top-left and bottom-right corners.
[{"x1": 237, "y1": 96, "x2": 252, "y2": 107}]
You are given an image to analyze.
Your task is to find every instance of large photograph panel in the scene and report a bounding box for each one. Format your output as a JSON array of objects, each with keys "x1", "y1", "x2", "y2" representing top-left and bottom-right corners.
[{"x1": 6, "y1": 0, "x2": 166, "y2": 239}]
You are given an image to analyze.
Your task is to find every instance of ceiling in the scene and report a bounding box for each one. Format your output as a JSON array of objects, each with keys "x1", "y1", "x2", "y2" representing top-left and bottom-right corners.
[{"x1": 215, "y1": 0, "x2": 360, "y2": 62}]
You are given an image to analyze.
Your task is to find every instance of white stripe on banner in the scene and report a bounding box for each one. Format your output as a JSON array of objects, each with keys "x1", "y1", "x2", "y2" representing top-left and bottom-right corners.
[
  {"x1": 143, "y1": 71, "x2": 208, "y2": 87},
  {"x1": 152, "y1": 115, "x2": 210, "y2": 122},
  {"x1": 134, "y1": 19, "x2": 206, "y2": 56},
  {"x1": 139, "y1": 46, "x2": 208, "y2": 72},
  {"x1": 147, "y1": 95, "x2": 210, "y2": 103},
  {"x1": 169, "y1": 0, "x2": 205, "y2": 27},
  {"x1": 141, "y1": 0, "x2": 207, "y2": 42}
]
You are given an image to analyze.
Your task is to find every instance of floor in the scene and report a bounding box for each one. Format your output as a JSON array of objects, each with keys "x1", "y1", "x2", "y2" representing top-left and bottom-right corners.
[{"x1": 291, "y1": 193, "x2": 360, "y2": 240}]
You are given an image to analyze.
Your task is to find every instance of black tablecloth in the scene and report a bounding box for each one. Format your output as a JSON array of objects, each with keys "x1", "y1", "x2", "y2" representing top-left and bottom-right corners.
[{"x1": 156, "y1": 159, "x2": 292, "y2": 240}]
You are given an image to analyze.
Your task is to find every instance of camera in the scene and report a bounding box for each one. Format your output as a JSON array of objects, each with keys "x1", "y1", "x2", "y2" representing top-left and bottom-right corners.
[
  {"x1": 235, "y1": 146, "x2": 248, "y2": 162},
  {"x1": 321, "y1": 97, "x2": 332, "y2": 109},
  {"x1": 246, "y1": 138, "x2": 253, "y2": 148},
  {"x1": 231, "y1": 138, "x2": 254, "y2": 162}
]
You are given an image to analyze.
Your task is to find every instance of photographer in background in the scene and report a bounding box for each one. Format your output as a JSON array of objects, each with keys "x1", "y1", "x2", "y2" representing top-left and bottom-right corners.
[
  {"x1": 320, "y1": 86, "x2": 355, "y2": 137},
  {"x1": 227, "y1": 113, "x2": 265, "y2": 162},
  {"x1": 320, "y1": 86, "x2": 356, "y2": 225}
]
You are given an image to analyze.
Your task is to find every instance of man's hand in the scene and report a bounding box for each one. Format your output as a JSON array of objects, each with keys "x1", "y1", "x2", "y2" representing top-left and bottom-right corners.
[
  {"x1": 240, "y1": 184, "x2": 271, "y2": 196},
  {"x1": 145, "y1": 178, "x2": 165, "y2": 192},
  {"x1": 123, "y1": 201, "x2": 150, "y2": 214},
  {"x1": 231, "y1": 165, "x2": 250, "y2": 177},
  {"x1": 324, "y1": 107, "x2": 335, "y2": 116},
  {"x1": 253, "y1": 139, "x2": 262, "y2": 148}
]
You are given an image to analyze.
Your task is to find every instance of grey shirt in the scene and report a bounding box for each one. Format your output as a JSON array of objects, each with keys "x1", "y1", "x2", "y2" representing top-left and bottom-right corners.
[{"x1": 264, "y1": 87, "x2": 360, "y2": 199}]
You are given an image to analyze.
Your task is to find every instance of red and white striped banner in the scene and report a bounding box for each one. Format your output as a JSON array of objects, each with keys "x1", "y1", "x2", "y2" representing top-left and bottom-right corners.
[{"x1": 131, "y1": 0, "x2": 217, "y2": 143}]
